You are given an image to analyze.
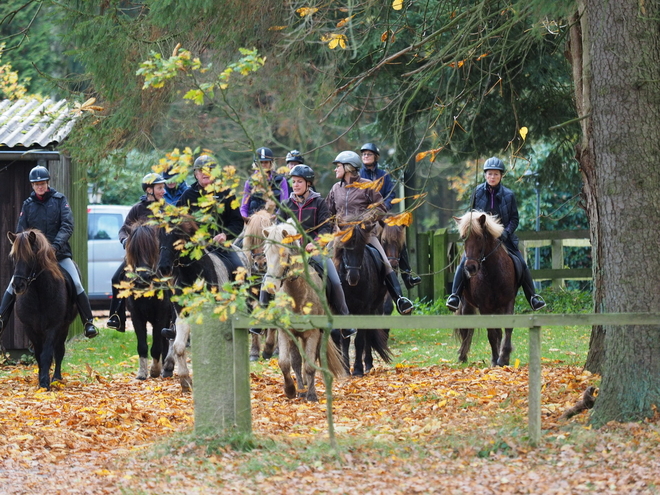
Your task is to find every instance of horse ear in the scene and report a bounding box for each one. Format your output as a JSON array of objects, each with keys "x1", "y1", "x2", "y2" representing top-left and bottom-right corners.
[
  {"x1": 283, "y1": 224, "x2": 299, "y2": 237},
  {"x1": 28, "y1": 231, "x2": 37, "y2": 244},
  {"x1": 478, "y1": 214, "x2": 487, "y2": 228},
  {"x1": 452, "y1": 216, "x2": 461, "y2": 223},
  {"x1": 262, "y1": 225, "x2": 273, "y2": 238},
  {"x1": 7, "y1": 231, "x2": 16, "y2": 244}
]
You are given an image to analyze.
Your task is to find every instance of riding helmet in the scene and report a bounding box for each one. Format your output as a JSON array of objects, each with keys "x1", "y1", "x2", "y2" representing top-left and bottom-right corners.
[
  {"x1": 29, "y1": 165, "x2": 50, "y2": 182},
  {"x1": 255, "y1": 147, "x2": 274, "y2": 162},
  {"x1": 285, "y1": 150, "x2": 304, "y2": 164},
  {"x1": 141, "y1": 173, "x2": 167, "y2": 192},
  {"x1": 483, "y1": 157, "x2": 505, "y2": 172},
  {"x1": 289, "y1": 164, "x2": 314, "y2": 185},
  {"x1": 333, "y1": 151, "x2": 362, "y2": 173},
  {"x1": 360, "y1": 143, "x2": 380, "y2": 156},
  {"x1": 193, "y1": 154, "x2": 217, "y2": 170}
]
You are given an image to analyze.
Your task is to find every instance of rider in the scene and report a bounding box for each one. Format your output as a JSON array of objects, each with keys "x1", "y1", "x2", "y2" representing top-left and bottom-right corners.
[
  {"x1": 360, "y1": 143, "x2": 421, "y2": 289},
  {"x1": 163, "y1": 167, "x2": 190, "y2": 205},
  {"x1": 277, "y1": 164, "x2": 354, "y2": 338},
  {"x1": 326, "y1": 151, "x2": 414, "y2": 315},
  {"x1": 107, "y1": 173, "x2": 167, "y2": 332},
  {"x1": 446, "y1": 157, "x2": 547, "y2": 311},
  {"x1": 285, "y1": 150, "x2": 304, "y2": 170},
  {"x1": 239, "y1": 147, "x2": 289, "y2": 221},
  {"x1": 0, "y1": 166, "x2": 98, "y2": 338}
]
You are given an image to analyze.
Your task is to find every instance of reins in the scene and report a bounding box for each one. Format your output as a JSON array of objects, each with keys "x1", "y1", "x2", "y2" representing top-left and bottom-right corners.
[{"x1": 464, "y1": 238, "x2": 503, "y2": 267}]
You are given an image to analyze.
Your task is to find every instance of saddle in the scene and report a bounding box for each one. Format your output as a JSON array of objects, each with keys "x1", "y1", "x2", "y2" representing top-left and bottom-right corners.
[
  {"x1": 504, "y1": 247, "x2": 524, "y2": 287},
  {"x1": 365, "y1": 244, "x2": 386, "y2": 281}
]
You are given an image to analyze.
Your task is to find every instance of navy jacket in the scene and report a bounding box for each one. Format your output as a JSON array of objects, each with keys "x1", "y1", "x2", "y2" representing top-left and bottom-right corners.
[
  {"x1": 359, "y1": 162, "x2": 396, "y2": 211},
  {"x1": 471, "y1": 182, "x2": 520, "y2": 250}
]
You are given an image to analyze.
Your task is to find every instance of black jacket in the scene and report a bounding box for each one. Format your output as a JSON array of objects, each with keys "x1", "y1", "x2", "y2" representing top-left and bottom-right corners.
[
  {"x1": 471, "y1": 182, "x2": 520, "y2": 249},
  {"x1": 118, "y1": 195, "x2": 159, "y2": 245},
  {"x1": 177, "y1": 181, "x2": 244, "y2": 240},
  {"x1": 278, "y1": 191, "x2": 332, "y2": 239},
  {"x1": 17, "y1": 187, "x2": 74, "y2": 260}
]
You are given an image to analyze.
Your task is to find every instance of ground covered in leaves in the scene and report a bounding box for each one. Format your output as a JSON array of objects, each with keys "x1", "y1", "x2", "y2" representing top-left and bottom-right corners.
[{"x1": 0, "y1": 359, "x2": 659, "y2": 494}]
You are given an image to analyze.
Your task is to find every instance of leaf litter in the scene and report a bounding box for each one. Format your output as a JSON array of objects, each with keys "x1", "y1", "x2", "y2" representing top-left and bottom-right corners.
[{"x1": 0, "y1": 360, "x2": 658, "y2": 494}]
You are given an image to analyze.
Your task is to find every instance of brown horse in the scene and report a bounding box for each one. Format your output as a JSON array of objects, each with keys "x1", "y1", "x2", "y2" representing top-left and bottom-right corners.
[
  {"x1": 453, "y1": 211, "x2": 517, "y2": 366},
  {"x1": 260, "y1": 222, "x2": 345, "y2": 402},
  {"x1": 241, "y1": 209, "x2": 278, "y2": 361}
]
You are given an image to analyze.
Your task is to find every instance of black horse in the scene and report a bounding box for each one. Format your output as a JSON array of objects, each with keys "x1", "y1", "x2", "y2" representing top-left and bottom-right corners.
[
  {"x1": 157, "y1": 218, "x2": 235, "y2": 391},
  {"x1": 332, "y1": 218, "x2": 392, "y2": 376},
  {"x1": 123, "y1": 221, "x2": 172, "y2": 380},
  {"x1": 7, "y1": 230, "x2": 77, "y2": 389}
]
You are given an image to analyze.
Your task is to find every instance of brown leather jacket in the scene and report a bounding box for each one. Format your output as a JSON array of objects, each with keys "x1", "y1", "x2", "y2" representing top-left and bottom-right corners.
[{"x1": 326, "y1": 177, "x2": 387, "y2": 225}]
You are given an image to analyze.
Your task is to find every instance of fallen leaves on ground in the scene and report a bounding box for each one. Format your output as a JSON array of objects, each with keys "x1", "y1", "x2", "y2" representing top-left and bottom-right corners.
[{"x1": 0, "y1": 362, "x2": 659, "y2": 494}]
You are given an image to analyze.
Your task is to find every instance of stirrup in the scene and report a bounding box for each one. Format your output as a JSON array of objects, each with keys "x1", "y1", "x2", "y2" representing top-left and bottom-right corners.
[
  {"x1": 161, "y1": 325, "x2": 176, "y2": 340},
  {"x1": 530, "y1": 295, "x2": 546, "y2": 311},
  {"x1": 341, "y1": 329, "x2": 357, "y2": 339},
  {"x1": 249, "y1": 328, "x2": 263, "y2": 336},
  {"x1": 446, "y1": 294, "x2": 460, "y2": 311},
  {"x1": 106, "y1": 313, "x2": 125, "y2": 332},
  {"x1": 396, "y1": 296, "x2": 413, "y2": 315},
  {"x1": 84, "y1": 321, "x2": 98, "y2": 339}
]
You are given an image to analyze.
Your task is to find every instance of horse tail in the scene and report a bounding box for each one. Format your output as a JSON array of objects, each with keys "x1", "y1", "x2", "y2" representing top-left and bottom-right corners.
[
  {"x1": 367, "y1": 329, "x2": 393, "y2": 363},
  {"x1": 325, "y1": 336, "x2": 347, "y2": 378}
]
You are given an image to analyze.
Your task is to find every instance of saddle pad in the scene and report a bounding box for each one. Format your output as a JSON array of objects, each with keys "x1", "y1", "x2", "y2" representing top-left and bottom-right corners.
[{"x1": 365, "y1": 244, "x2": 386, "y2": 280}]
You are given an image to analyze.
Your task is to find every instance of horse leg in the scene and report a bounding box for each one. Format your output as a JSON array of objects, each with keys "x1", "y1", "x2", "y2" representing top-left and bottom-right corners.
[
  {"x1": 364, "y1": 332, "x2": 374, "y2": 374},
  {"x1": 262, "y1": 328, "x2": 277, "y2": 360},
  {"x1": 278, "y1": 331, "x2": 297, "y2": 399},
  {"x1": 487, "y1": 328, "x2": 503, "y2": 367},
  {"x1": 173, "y1": 317, "x2": 192, "y2": 392},
  {"x1": 250, "y1": 332, "x2": 260, "y2": 362},
  {"x1": 352, "y1": 330, "x2": 366, "y2": 377},
  {"x1": 497, "y1": 328, "x2": 514, "y2": 366},
  {"x1": 34, "y1": 337, "x2": 53, "y2": 390},
  {"x1": 52, "y1": 332, "x2": 67, "y2": 383},
  {"x1": 456, "y1": 328, "x2": 473, "y2": 363},
  {"x1": 301, "y1": 332, "x2": 319, "y2": 402},
  {"x1": 134, "y1": 316, "x2": 149, "y2": 380}
]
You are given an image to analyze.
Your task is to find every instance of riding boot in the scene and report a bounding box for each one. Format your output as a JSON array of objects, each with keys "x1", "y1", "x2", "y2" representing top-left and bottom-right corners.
[
  {"x1": 106, "y1": 296, "x2": 126, "y2": 332},
  {"x1": 446, "y1": 259, "x2": 466, "y2": 311},
  {"x1": 76, "y1": 292, "x2": 99, "y2": 338},
  {"x1": 162, "y1": 320, "x2": 176, "y2": 340},
  {"x1": 0, "y1": 290, "x2": 16, "y2": 332},
  {"x1": 384, "y1": 272, "x2": 413, "y2": 315},
  {"x1": 521, "y1": 266, "x2": 546, "y2": 311},
  {"x1": 399, "y1": 245, "x2": 421, "y2": 289}
]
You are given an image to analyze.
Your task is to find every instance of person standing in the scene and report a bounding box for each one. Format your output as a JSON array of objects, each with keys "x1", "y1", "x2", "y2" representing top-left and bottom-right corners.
[
  {"x1": 326, "y1": 151, "x2": 414, "y2": 315},
  {"x1": 0, "y1": 166, "x2": 98, "y2": 338},
  {"x1": 107, "y1": 173, "x2": 167, "y2": 331},
  {"x1": 239, "y1": 147, "x2": 289, "y2": 221},
  {"x1": 360, "y1": 143, "x2": 421, "y2": 289},
  {"x1": 446, "y1": 157, "x2": 546, "y2": 311}
]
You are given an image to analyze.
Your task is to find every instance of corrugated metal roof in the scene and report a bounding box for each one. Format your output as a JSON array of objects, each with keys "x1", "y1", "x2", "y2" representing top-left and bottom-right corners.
[{"x1": 0, "y1": 98, "x2": 78, "y2": 148}]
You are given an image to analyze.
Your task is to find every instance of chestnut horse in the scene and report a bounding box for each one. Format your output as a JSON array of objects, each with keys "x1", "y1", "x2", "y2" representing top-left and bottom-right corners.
[
  {"x1": 260, "y1": 222, "x2": 345, "y2": 402},
  {"x1": 7, "y1": 230, "x2": 77, "y2": 389},
  {"x1": 453, "y1": 211, "x2": 517, "y2": 366}
]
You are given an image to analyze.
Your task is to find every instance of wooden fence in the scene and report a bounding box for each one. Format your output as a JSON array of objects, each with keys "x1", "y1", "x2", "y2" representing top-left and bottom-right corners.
[
  {"x1": 415, "y1": 229, "x2": 591, "y2": 301},
  {"x1": 192, "y1": 311, "x2": 660, "y2": 446}
]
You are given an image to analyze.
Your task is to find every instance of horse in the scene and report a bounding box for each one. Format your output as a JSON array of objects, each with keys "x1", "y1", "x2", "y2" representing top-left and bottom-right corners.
[
  {"x1": 7, "y1": 230, "x2": 77, "y2": 390},
  {"x1": 157, "y1": 218, "x2": 236, "y2": 392},
  {"x1": 260, "y1": 222, "x2": 345, "y2": 402},
  {"x1": 452, "y1": 211, "x2": 517, "y2": 366},
  {"x1": 123, "y1": 221, "x2": 172, "y2": 381},
  {"x1": 333, "y1": 217, "x2": 392, "y2": 376},
  {"x1": 241, "y1": 209, "x2": 278, "y2": 362}
]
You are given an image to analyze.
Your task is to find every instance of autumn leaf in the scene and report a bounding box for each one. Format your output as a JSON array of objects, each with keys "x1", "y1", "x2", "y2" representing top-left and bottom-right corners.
[
  {"x1": 381, "y1": 30, "x2": 396, "y2": 43},
  {"x1": 297, "y1": 7, "x2": 318, "y2": 16},
  {"x1": 392, "y1": 0, "x2": 404, "y2": 10},
  {"x1": 415, "y1": 147, "x2": 444, "y2": 162},
  {"x1": 282, "y1": 234, "x2": 302, "y2": 244},
  {"x1": 337, "y1": 16, "x2": 353, "y2": 28},
  {"x1": 519, "y1": 126, "x2": 528, "y2": 141},
  {"x1": 346, "y1": 176, "x2": 384, "y2": 191},
  {"x1": 384, "y1": 211, "x2": 413, "y2": 227}
]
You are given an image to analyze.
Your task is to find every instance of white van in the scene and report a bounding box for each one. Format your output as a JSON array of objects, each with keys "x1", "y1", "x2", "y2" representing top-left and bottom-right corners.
[{"x1": 87, "y1": 204, "x2": 131, "y2": 306}]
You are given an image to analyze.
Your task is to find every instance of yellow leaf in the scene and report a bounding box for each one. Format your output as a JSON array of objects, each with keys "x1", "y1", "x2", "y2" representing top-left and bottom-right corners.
[
  {"x1": 384, "y1": 212, "x2": 413, "y2": 227},
  {"x1": 415, "y1": 151, "x2": 429, "y2": 162},
  {"x1": 328, "y1": 38, "x2": 340, "y2": 50},
  {"x1": 337, "y1": 228, "x2": 353, "y2": 243},
  {"x1": 172, "y1": 43, "x2": 181, "y2": 57},
  {"x1": 391, "y1": 198, "x2": 403, "y2": 204},
  {"x1": 282, "y1": 234, "x2": 302, "y2": 244},
  {"x1": 337, "y1": 16, "x2": 353, "y2": 28},
  {"x1": 514, "y1": 358, "x2": 520, "y2": 369},
  {"x1": 381, "y1": 30, "x2": 396, "y2": 43},
  {"x1": 268, "y1": 26, "x2": 287, "y2": 31},
  {"x1": 392, "y1": 0, "x2": 403, "y2": 10},
  {"x1": 297, "y1": 7, "x2": 318, "y2": 17},
  {"x1": 519, "y1": 127, "x2": 528, "y2": 141}
]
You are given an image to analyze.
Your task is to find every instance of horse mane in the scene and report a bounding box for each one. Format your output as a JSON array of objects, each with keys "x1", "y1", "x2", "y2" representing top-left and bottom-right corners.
[
  {"x1": 243, "y1": 209, "x2": 273, "y2": 252},
  {"x1": 265, "y1": 222, "x2": 301, "y2": 247},
  {"x1": 10, "y1": 229, "x2": 64, "y2": 282},
  {"x1": 125, "y1": 221, "x2": 160, "y2": 270},
  {"x1": 456, "y1": 210, "x2": 504, "y2": 239},
  {"x1": 334, "y1": 215, "x2": 373, "y2": 251}
]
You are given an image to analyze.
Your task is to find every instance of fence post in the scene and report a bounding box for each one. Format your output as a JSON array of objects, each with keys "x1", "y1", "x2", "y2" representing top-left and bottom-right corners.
[
  {"x1": 432, "y1": 228, "x2": 447, "y2": 302},
  {"x1": 551, "y1": 239, "x2": 564, "y2": 288},
  {"x1": 528, "y1": 325, "x2": 542, "y2": 445},
  {"x1": 417, "y1": 231, "x2": 431, "y2": 300},
  {"x1": 191, "y1": 306, "x2": 252, "y2": 436}
]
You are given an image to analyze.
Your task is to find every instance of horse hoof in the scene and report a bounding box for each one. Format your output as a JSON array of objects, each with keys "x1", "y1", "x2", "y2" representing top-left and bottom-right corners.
[
  {"x1": 249, "y1": 355, "x2": 259, "y2": 362},
  {"x1": 136, "y1": 375, "x2": 147, "y2": 381},
  {"x1": 262, "y1": 352, "x2": 273, "y2": 360},
  {"x1": 162, "y1": 369, "x2": 173, "y2": 378}
]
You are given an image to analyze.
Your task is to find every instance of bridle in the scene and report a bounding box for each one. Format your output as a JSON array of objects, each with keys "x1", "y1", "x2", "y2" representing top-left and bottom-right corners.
[{"x1": 464, "y1": 237, "x2": 503, "y2": 268}]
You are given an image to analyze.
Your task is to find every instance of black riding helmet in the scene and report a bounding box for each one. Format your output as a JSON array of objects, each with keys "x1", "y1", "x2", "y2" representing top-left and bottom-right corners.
[
  {"x1": 360, "y1": 143, "x2": 380, "y2": 156},
  {"x1": 286, "y1": 150, "x2": 304, "y2": 164},
  {"x1": 141, "y1": 173, "x2": 167, "y2": 192},
  {"x1": 29, "y1": 165, "x2": 50, "y2": 182},
  {"x1": 289, "y1": 164, "x2": 314, "y2": 186},
  {"x1": 483, "y1": 157, "x2": 505, "y2": 172}
]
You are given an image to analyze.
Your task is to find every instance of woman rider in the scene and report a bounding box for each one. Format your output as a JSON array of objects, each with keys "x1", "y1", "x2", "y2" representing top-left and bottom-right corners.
[
  {"x1": 107, "y1": 173, "x2": 167, "y2": 332},
  {"x1": 326, "y1": 151, "x2": 414, "y2": 315},
  {"x1": 0, "y1": 166, "x2": 99, "y2": 338},
  {"x1": 446, "y1": 157, "x2": 546, "y2": 311},
  {"x1": 277, "y1": 164, "x2": 355, "y2": 338}
]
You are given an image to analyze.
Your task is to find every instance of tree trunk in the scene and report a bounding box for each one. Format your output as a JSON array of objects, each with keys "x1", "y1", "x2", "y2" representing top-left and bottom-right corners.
[{"x1": 572, "y1": 0, "x2": 660, "y2": 426}]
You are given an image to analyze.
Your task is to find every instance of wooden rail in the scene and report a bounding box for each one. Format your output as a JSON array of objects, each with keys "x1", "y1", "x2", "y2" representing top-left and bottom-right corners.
[{"x1": 191, "y1": 312, "x2": 660, "y2": 445}]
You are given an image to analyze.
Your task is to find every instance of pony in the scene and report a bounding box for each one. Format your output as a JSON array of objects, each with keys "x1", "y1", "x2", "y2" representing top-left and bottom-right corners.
[
  {"x1": 452, "y1": 211, "x2": 517, "y2": 366},
  {"x1": 260, "y1": 222, "x2": 345, "y2": 402},
  {"x1": 157, "y1": 218, "x2": 236, "y2": 392},
  {"x1": 7, "y1": 230, "x2": 77, "y2": 389},
  {"x1": 241, "y1": 209, "x2": 278, "y2": 362},
  {"x1": 123, "y1": 221, "x2": 172, "y2": 381},
  {"x1": 333, "y1": 217, "x2": 392, "y2": 376}
]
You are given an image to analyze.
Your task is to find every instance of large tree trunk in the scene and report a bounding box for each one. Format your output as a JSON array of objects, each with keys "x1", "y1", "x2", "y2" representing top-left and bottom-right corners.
[{"x1": 572, "y1": 0, "x2": 660, "y2": 426}]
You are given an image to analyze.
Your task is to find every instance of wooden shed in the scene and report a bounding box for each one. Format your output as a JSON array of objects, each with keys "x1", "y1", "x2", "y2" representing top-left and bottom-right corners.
[{"x1": 0, "y1": 98, "x2": 87, "y2": 356}]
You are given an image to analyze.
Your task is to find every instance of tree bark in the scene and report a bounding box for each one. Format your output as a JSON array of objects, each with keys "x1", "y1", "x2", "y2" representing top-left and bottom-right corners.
[{"x1": 572, "y1": 0, "x2": 660, "y2": 426}]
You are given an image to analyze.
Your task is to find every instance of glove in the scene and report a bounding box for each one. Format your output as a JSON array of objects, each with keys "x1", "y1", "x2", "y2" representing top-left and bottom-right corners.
[{"x1": 500, "y1": 230, "x2": 510, "y2": 243}]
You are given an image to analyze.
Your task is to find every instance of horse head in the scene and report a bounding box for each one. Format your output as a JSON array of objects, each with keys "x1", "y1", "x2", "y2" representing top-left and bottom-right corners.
[
  {"x1": 8, "y1": 230, "x2": 62, "y2": 295},
  {"x1": 157, "y1": 217, "x2": 198, "y2": 277},
  {"x1": 380, "y1": 224, "x2": 405, "y2": 270},
  {"x1": 334, "y1": 217, "x2": 373, "y2": 287},
  {"x1": 260, "y1": 222, "x2": 300, "y2": 304},
  {"x1": 455, "y1": 211, "x2": 504, "y2": 279},
  {"x1": 243, "y1": 209, "x2": 273, "y2": 276},
  {"x1": 125, "y1": 222, "x2": 160, "y2": 287}
]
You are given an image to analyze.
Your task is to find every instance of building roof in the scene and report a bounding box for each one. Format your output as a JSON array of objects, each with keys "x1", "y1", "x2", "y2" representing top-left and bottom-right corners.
[{"x1": 0, "y1": 98, "x2": 78, "y2": 149}]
